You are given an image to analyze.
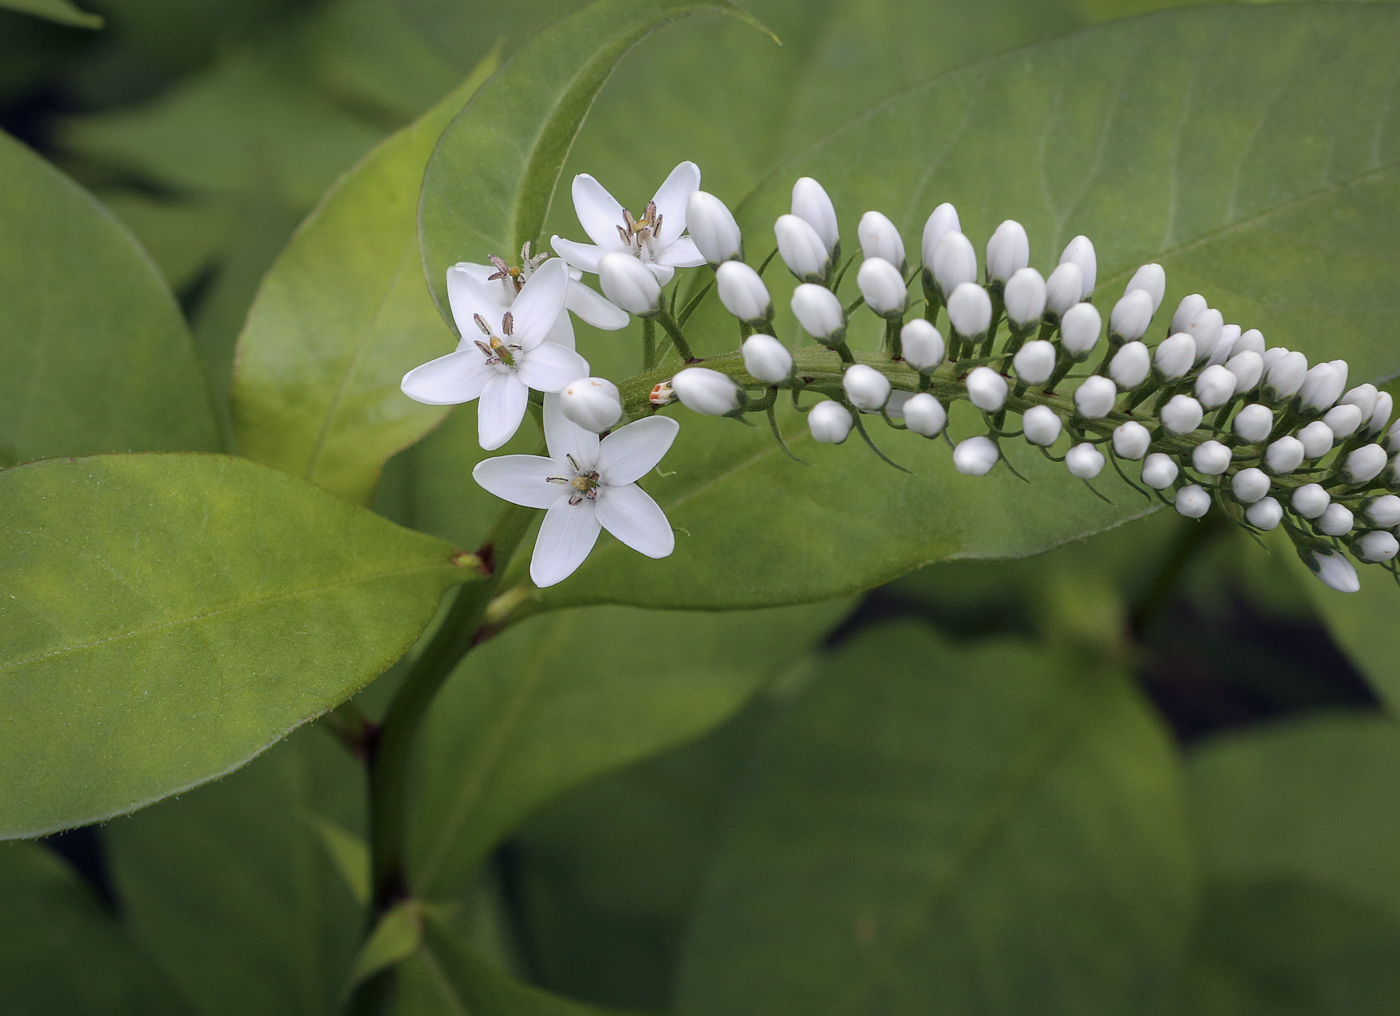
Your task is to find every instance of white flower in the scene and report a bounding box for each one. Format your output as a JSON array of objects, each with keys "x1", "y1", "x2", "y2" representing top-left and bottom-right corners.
[
  {"x1": 1060, "y1": 302, "x2": 1101, "y2": 357},
  {"x1": 1058, "y1": 235, "x2": 1096, "y2": 299},
  {"x1": 1004, "y1": 268, "x2": 1046, "y2": 328},
  {"x1": 560, "y1": 377, "x2": 623, "y2": 433},
  {"x1": 775, "y1": 214, "x2": 830, "y2": 282},
  {"x1": 401, "y1": 257, "x2": 588, "y2": 450},
  {"x1": 1024, "y1": 406, "x2": 1062, "y2": 446},
  {"x1": 932, "y1": 231, "x2": 978, "y2": 297},
  {"x1": 904, "y1": 394, "x2": 947, "y2": 437},
  {"x1": 1066, "y1": 442, "x2": 1105, "y2": 479},
  {"x1": 715, "y1": 261, "x2": 772, "y2": 323},
  {"x1": 791, "y1": 284, "x2": 846, "y2": 342},
  {"x1": 1297, "y1": 420, "x2": 1335, "y2": 459},
  {"x1": 1013, "y1": 340, "x2": 1056, "y2": 385},
  {"x1": 1192, "y1": 440, "x2": 1231, "y2": 475},
  {"x1": 953, "y1": 436, "x2": 999, "y2": 475},
  {"x1": 1044, "y1": 262, "x2": 1083, "y2": 318},
  {"x1": 686, "y1": 190, "x2": 742, "y2": 264},
  {"x1": 1141, "y1": 453, "x2": 1178, "y2": 489},
  {"x1": 1110, "y1": 342, "x2": 1150, "y2": 389},
  {"x1": 947, "y1": 282, "x2": 992, "y2": 337},
  {"x1": 1310, "y1": 550, "x2": 1360, "y2": 593},
  {"x1": 1356, "y1": 531, "x2": 1399, "y2": 563},
  {"x1": 1246, "y1": 496, "x2": 1282, "y2": 530},
  {"x1": 742, "y1": 334, "x2": 792, "y2": 384},
  {"x1": 809, "y1": 400, "x2": 852, "y2": 443},
  {"x1": 792, "y1": 177, "x2": 839, "y2": 255},
  {"x1": 1109, "y1": 289, "x2": 1153, "y2": 341},
  {"x1": 966, "y1": 366, "x2": 1008, "y2": 412},
  {"x1": 1161, "y1": 394, "x2": 1203, "y2": 435},
  {"x1": 1074, "y1": 375, "x2": 1116, "y2": 419},
  {"x1": 1113, "y1": 421, "x2": 1151, "y2": 460},
  {"x1": 985, "y1": 220, "x2": 1029, "y2": 284},
  {"x1": 1233, "y1": 403, "x2": 1273, "y2": 443},
  {"x1": 672, "y1": 367, "x2": 745, "y2": 416},
  {"x1": 901, "y1": 319, "x2": 944, "y2": 372},
  {"x1": 472, "y1": 396, "x2": 678, "y2": 587},
  {"x1": 1154, "y1": 333, "x2": 1196, "y2": 380},
  {"x1": 1231, "y1": 468, "x2": 1270, "y2": 504},
  {"x1": 843, "y1": 364, "x2": 892, "y2": 411},
  {"x1": 551, "y1": 162, "x2": 706, "y2": 284},
  {"x1": 1125, "y1": 263, "x2": 1166, "y2": 314},
  {"x1": 921, "y1": 203, "x2": 960, "y2": 272},
  {"x1": 1176, "y1": 484, "x2": 1210, "y2": 518},
  {"x1": 448, "y1": 252, "x2": 627, "y2": 348},
  {"x1": 598, "y1": 252, "x2": 662, "y2": 316},
  {"x1": 857, "y1": 211, "x2": 905, "y2": 269},
  {"x1": 857, "y1": 257, "x2": 908, "y2": 317},
  {"x1": 1291, "y1": 483, "x2": 1330, "y2": 518},
  {"x1": 1265, "y1": 436, "x2": 1305, "y2": 474}
]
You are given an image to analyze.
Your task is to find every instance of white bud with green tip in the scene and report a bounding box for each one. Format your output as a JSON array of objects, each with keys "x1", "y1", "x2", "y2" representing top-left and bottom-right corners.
[
  {"x1": 1024, "y1": 406, "x2": 1062, "y2": 446},
  {"x1": 985, "y1": 219, "x2": 1029, "y2": 284},
  {"x1": 1110, "y1": 342, "x2": 1150, "y2": 389},
  {"x1": 672, "y1": 367, "x2": 746, "y2": 416},
  {"x1": 1003, "y1": 268, "x2": 1046, "y2": 328},
  {"x1": 966, "y1": 366, "x2": 1008, "y2": 412},
  {"x1": 1013, "y1": 340, "x2": 1056, "y2": 385},
  {"x1": 1058, "y1": 235, "x2": 1096, "y2": 299},
  {"x1": 904, "y1": 394, "x2": 947, "y2": 437},
  {"x1": 857, "y1": 257, "x2": 908, "y2": 317},
  {"x1": 1176, "y1": 484, "x2": 1211, "y2": 518},
  {"x1": 686, "y1": 190, "x2": 742, "y2": 264},
  {"x1": 843, "y1": 363, "x2": 892, "y2": 411},
  {"x1": 1291, "y1": 483, "x2": 1330, "y2": 518},
  {"x1": 1142, "y1": 453, "x2": 1179, "y2": 489},
  {"x1": 858, "y1": 211, "x2": 905, "y2": 270},
  {"x1": 742, "y1": 334, "x2": 792, "y2": 384},
  {"x1": 901, "y1": 319, "x2": 944, "y2": 372},
  {"x1": 598, "y1": 251, "x2": 661, "y2": 315},
  {"x1": 791, "y1": 177, "x2": 838, "y2": 256},
  {"x1": 1246, "y1": 496, "x2": 1283, "y2": 530},
  {"x1": 1113, "y1": 421, "x2": 1151, "y2": 460},
  {"x1": 953, "y1": 436, "x2": 999, "y2": 476},
  {"x1": 808, "y1": 400, "x2": 852, "y2": 444},
  {"x1": 1231, "y1": 468, "x2": 1270, "y2": 504},
  {"x1": 1066, "y1": 442, "x2": 1105, "y2": 479},
  {"x1": 775, "y1": 214, "x2": 830, "y2": 282}
]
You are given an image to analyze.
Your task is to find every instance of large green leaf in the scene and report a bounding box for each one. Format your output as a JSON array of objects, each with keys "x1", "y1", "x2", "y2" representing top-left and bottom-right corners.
[
  {"x1": 536, "y1": 2, "x2": 1400, "y2": 609},
  {"x1": 0, "y1": 0, "x2": 101, "y2": 28},
  {"x1": 104, "y1": 728, "x2": 363, "y2": 1016},
  {"x1": 232, "y1": 54, "x2": 498, "y2": 505},
  {"x1": 0, "y1": 842, "x2": 190, "y2": 1015},
  {"x1": 417, "y1": 0, "x2": 770, "y2": 321},
  {"x1": 0, "y1": 453, "x2": 476, "y2": 838},
  {"x1": 0, "y1": 130, "x2": 218, "y2": 467},
  {"x1": 406, "y1": 599, "x2": 849, "y2": 898},
  {"x1": 677, "y1": 621, "x2": 1194, "y2": 1016}
]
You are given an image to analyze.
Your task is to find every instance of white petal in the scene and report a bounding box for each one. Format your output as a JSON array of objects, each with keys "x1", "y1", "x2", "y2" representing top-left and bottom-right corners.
[
  {"x1": 595, "y1": 483, "x2": 674, "y2": 559},
  {"x1": 646, "y1": 262, "x2": 676, "y2": 286},
  {"x1": 551, "y1": 235, "x2": 604, "y2": 275},
  {"x1": 477, "y1": 372, "x2": 529, "y2": 450},
  {"x1": 450, "y1": 260, "x2": 508, "y2": 302},
  {"x1": 472, "y1": 454, "x2": 567, "y2": 509},
  {"x1": 400, "y1": 349, "x2": 493, "y2": 405},
  {"x1": 650, "y1": 161, "x2": 701, "y2": 238},
  {"x1": 656, "y1": 235, "x2": 706, "y2": 269},
  {"x1": 517, "y1": 341, "x2": 590, "y2": 393},
  {"x1": 597, "y1": 415, "x2": 680, "y2": 484},
  {"x1": 572, "y1": 174, "x2": 628, "y2": 248},
  {"x1": 543, "y1": 392, "x2": 600, "y2": 471},
  {"x1": 566, "y1": 278, "x2": 629, "y2": 330},
  {"x1": 531, "y1": 498, "x2": 601, "y2": 587},
  {"x1": 544, "y1": 308, "x2": 576, "y2": 350},
  {"x1": 508, "y1": 257, "x2": 568, "y2": 349},
  {"x1": 445, "y1": 267, "x2": 503, "y2": 339}
]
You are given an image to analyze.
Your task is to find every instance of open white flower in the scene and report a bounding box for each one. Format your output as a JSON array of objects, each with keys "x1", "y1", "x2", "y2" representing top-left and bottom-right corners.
[
  {"x1": 473, "y1": 396, "x2": 680, "y2": 587},
  {"x1": 400, "y1": 257, "x2": 588, "y2": 451},
  {"x1": 550, "y1": 162, "x2": 706, "y2": 284}
]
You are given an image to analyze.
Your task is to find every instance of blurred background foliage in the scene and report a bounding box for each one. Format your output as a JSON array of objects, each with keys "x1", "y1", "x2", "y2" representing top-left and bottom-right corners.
[{"x1": 2, "y1": 0, "x2": 1398, "y2": 1013}]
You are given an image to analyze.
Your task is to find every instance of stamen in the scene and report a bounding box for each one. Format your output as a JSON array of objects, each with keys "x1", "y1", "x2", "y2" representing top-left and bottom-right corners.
[
  {"x1": 487, "y1": 254, "x2": 511, "y2": 280},
  {"x1": 473, "y1": 313, "x2": 492, "y2": 336},
  {"x1": 502, "y1": 311, "x2": 514, "y2": 337}
]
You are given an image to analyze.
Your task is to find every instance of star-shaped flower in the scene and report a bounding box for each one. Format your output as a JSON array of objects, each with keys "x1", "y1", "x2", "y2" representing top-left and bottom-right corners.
[
  {"x1": 400, "y1": 257, "x2": 589, "y2": 450},
  {"x1": 551, "y1": 162, "x2": 707, "y2": 285},
  {"x1": 473, "y1": 395, "x2": 679, "y2": 587}
]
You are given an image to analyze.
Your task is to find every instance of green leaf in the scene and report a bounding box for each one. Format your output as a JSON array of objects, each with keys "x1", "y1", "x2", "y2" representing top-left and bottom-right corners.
[
  {"x1": 407, "y1": 599, "x2": 849, "y2": 898},
  {"x1": 232, "y1": 53, "x2": 499, "y2": 505},
  {"x1": 105, "y1": 727, "x2": 364, "y2": 1016},
  {"x1": 677, "y1": 622, "x2": 1195, "y2": 1016},
  {"x1": 0, "y1": 130, "x2": 218, "y2": 467},
  {"x1": 306, "y1": 813, "x2": 372, "y2": 906},
  {"x1": 417, "y1": 0, "x2": 772, "y2": 321},
  {"x1": 540, "y1": 2, "x2": 1400, "y2": 609},
  {"x1": 0, "y1": 842, "x2": 190, "y2": 1015},
  {"x1": 349, "y1": 900, "x2": 425, "y2": 990},
  {"x1": 1186, "y1": 712, "x2": 1400, "y2": 926},
  {"x1": 0, "y1": 0, "x2": 102, "y2": 29},
  {"x1": 0, "y1": 453, "x2": 476, "y2": 838}
]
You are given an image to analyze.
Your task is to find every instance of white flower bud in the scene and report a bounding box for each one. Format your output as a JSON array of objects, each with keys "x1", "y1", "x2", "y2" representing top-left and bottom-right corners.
[
  {"x1": 1292, "y1": 483, "x2": 1330, "y2": 518},
  {"x1": 775, "y1": 214, "x2": 830, "y2": 282},
  {"x1": 1024, "y1": 405, "x2": 1063, "y2": 446},
  {"x1": 1298, "y1": 363, "x2": 1345, "y2": 413},
  {"x1": 1113, "y1": 421, "x2": 1151, "y2": 460},
  {"x1": 1176, "y1": 484, "x2": 1211, "y2": 518},
  {"x1": 672, "y1": 367, "x2": 744, "y2": 416},
  {"x1": 1340, "y1": 383, "x2": 1379, "y2": 419},
  {"x1": 1297, "y1": 420, "x2": 1335, "y2": 459},
  {"x1": 1185, "y1": 307, "x2": 1224, "y2": 363},
  {"x1": 1261, "y1": 346, "x2": 1288, "y2": 370},
  {"x1": 1095, "y1": 346, "x2": 1146, "y2": 396},
  {"x1": 1003, "y1": 268, "x2": 1046, "y2": 328},
  {"x1": 1193, "y1": 440, "x2": 1232, "y2": 475},
  {"x1": 857, "y1": 211, "x2": 905, "y2": 269},
  {"x1": 742, "y1": 334, "x2": 792, "y2": 384},
  {"x1": 1310, "y1": 550, "x2": 1360, "y2": 593},
  {"x1": 904, "y1": 393, "x2": 947, "y2": 437},
  {"x1": 1065, "y1": 442, "x2": 1105, "y2": 479},
  {"x1": 1366, "y1": 392, "x2": 1393, "y2": 437},
  {"x1": 1013, "y1": 340, "x2": 1056, "y2": 385},
  {"x1": 1368, "y1": 495, "x2": 1400, "y2": 527},
  {"x1": 716, "y1": 261, "x2": 772, "y2": 324},
  {"x1": 1356, "y1": 530, "x2": 1400, "y2": 562},
  {"x1": 921, "y1": 203, "x2": 960, "y2": 272},
  {"x1": 1265, "y1": 351, "x2": 1308, "y2": 400},
  {"x1": 808, "y1": 400, "x2": 852, "y2": 444},
  {"x1": 1058, "y1": 235, "x2": 1096, "y2": 299},
  {"x1": 1208, "y1": 324, "x2": 1241, "y2": 366},
  {"x1": 686, "y1": 191, "x2": 742, "y2": 264},
  {"x1": 1329, "y1": 360, "x2": 1350, "y2": 394},
  {"x1": 1232, "y1": 467, "x2": 1270, "y2": 504},
  {"x1": 598, "y1": 251, "x2": 661, "y2": 315},
  {"x1": 1154, "y1": 333, "x2": 1197, "y2": 380},
  {"x1": 1109, "y1": 289, "x2": 1154, "y2": 341},
  {"x1": 1345, "y1": 443, "x2": 1389, "y2": 484},
  {"x1": 1170, "y1": 294, "x2": 1207, "y2": 336},
  {"x1": 1060, "y1": 302, "x2": 1102, "y2": 357},
  {"x1": 1195, "y1": 364, "x2": 1238, "y2": 408},
  {"x1": 791, "y1": 177, "x2": 838, "y2": 255},
  {"x1": 842, "y1": 363, "x2": 891, "y2": 411},
  {"x1": 1318, "y1": 503, "x2": 1355, "y2": 537},
  {"x1": 932, "y1": 231, "x2": 977, "y2": 297},
  {"x1": 901, "y1": 319, "x2": 944, "y2": 372},
  {"x1": 1142, "y1": 453, "x2": 1179, "y2": 489},
  {"x1": 966, "y1": 366, "x2": 1008, "y2": 412},
  {"x1": 1234, "y1": 329, "x2": 1266, "y2": 356},
  {"x1": 791, "y1": 283, "x2": 845, "y2": 341},
  {"x1": 1233, "y1": 403, "x2": 1274, "y2": 443},
  {"x1": 1246, "y1": 496, "x2": 1284, "y2": 530},
  {"x1": 1125, "y1": 263, "x2": 1166, "y2": 314},
  {"x1": 1389, "y1": 419, "x2": 1400, "y2": 452},
  {"x1": 856, "y1": 257, "x2": 908, "y2": 317},
  {"x1": 559, "y1": 377, "x2": 624, "y2": 433},
  {"x1": 985, "y1": 220, "x2": 1029, "y2": 283},
  {"x1": 947, "y1": 282, "x2": 992, "y2": 337},
  {"x1": 1265, "y1": 437, "x2": 1305, "y2": 474},
  {"x1": 1074, "y1": 375, "x2": 1117, "y2": 418},
  {"x1": 1044, "y1": 262, "x2": 1083, "y2": 318},
  {"x1": 953, "y1": 435, "x2": 999, "y2": 476},
  {"x1": 1226, "y1": 351, "x2": 1263, "y2": 392},
  {"x1": 1161, "y1": 394, "x2": 1204, "y2": 435}
]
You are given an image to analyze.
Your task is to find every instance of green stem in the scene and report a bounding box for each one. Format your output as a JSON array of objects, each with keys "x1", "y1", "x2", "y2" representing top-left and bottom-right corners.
[
  {"x1": 642, "y1": 318, "x2": 657, "y2": 371},
  {"x1": 885, "y1": 317, "x2": 903, "y2": 360},
  {"x1": 655, "y1": 309, "x2": 695, "y2": 362}
]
